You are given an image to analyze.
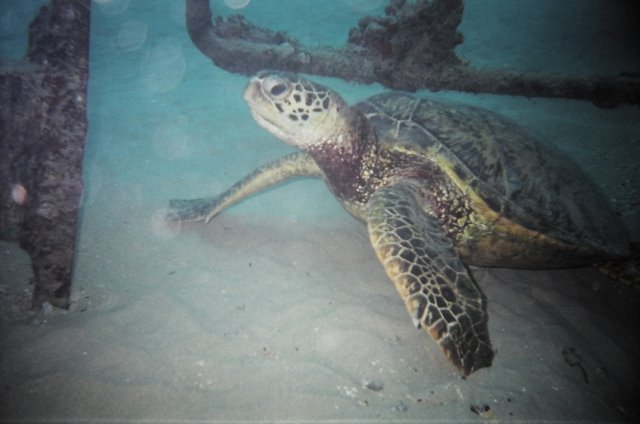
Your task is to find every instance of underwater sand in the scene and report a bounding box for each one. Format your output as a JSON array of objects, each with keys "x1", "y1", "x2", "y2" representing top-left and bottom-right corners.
[{"x1": 1, "y1": 0, "x2": 639, "y2": 422}]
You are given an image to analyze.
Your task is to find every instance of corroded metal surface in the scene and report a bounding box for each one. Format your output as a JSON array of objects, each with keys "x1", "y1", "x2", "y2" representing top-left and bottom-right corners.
[{"x1": 0, "y1": 0, "x2": 90, "y2": 308}]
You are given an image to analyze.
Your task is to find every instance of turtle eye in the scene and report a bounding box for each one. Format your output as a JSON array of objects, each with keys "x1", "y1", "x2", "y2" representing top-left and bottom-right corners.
[
  {"x1": 269, "y1": 83, "x2": 288, "y2": 97},
  {"x1": 261, "y1": 73, "x2": 293, "y2": 99}
]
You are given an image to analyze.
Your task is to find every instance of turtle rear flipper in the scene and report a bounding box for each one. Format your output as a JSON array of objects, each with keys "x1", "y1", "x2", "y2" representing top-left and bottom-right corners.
[
  {"x1": 367, "y1": 182, "x2": 494, "y2": 376},
  {"x1": 598, "y1": 242, "x2": 640, "y2": 286}
]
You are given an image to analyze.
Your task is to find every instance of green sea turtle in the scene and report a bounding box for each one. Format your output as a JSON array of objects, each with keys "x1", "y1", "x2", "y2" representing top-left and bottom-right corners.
[{"x1": 168, "y1": 71, "x2": 631, "y2": 376}]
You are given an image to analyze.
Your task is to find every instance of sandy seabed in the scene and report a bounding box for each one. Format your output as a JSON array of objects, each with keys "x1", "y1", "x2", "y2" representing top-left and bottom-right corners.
[
  {"x1": 1, "y1": 0, "x2": 639, "y2": 422},
  {"x1": 2, "y1": 210, "x2": 639, "y2": 421}
]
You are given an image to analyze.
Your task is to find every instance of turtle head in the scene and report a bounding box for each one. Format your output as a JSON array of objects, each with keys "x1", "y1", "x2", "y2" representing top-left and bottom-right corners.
[{"x1": 244, "y1": 71, "x2": 351, "y2": 149}]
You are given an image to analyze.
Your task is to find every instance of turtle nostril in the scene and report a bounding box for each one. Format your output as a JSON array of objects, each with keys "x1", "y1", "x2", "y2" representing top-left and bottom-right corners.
[{"x1": 269, "y1": 83, "x2": 288, "y2": 97}]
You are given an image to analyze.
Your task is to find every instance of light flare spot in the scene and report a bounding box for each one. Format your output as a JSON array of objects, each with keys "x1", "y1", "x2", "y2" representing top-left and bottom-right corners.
[
  {"x1": 152, "y1": 122, "x2": 192, "y2": 160},
  {"x1": 11, "y1": 183, "x2": 27, "y2": 205},
  {"x1": 343, "y1": 0, "x2": 384, "y2": 12},
  {"x1": 151, "y1": 208, "x2": 181, "y2": 240},
  {"x1": 93, "y1": 0, "x2": 130, "y2": 16},
  {"x1": 116, "y1": 20, "x2": 147, "y2": 51},
  {"x1": 224, "y1": 0, "x2": 251, "y2": 9},
  {"x1": 141, "y1": 38, "x2": 186, "y2": 94}
]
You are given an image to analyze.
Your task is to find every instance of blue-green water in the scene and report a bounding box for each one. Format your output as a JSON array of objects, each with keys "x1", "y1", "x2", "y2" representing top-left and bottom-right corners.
[{"x1": 1, "y1": 1, "x2": 639, "y2": 421}]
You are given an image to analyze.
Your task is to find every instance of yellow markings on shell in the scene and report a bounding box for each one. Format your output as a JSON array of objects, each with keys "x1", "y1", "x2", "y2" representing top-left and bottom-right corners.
[{"x1": 384, "y1": 143, "x2": 578, "y2": 264}]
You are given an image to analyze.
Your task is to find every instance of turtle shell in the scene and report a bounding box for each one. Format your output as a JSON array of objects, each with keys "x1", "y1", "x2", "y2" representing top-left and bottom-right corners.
[{"x1": 356, "y1": 92, "x2": 629, "y2": 260}]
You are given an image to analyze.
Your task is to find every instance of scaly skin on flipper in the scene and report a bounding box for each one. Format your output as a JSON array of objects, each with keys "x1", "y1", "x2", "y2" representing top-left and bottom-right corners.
[
  {"x1": 367, "y1": 182, "x2": 493, "y2": 375},
  {"x1": 168, "y1": 152, "x2": 322, "y2": 222}
]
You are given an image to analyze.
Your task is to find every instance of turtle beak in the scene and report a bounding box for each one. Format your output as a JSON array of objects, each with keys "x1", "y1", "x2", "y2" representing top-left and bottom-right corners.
[{"x1": 243, "y1": 76, "x2": 292, "y2": 143}]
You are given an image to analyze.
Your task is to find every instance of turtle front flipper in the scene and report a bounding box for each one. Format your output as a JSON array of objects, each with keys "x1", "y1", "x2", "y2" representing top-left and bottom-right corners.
[
  {"x1": 167, "y1": 152, "x2": 323, "y2": 223},
  {"x1": 366, "y1": 182, "x2": 494, "y2": 376}
]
